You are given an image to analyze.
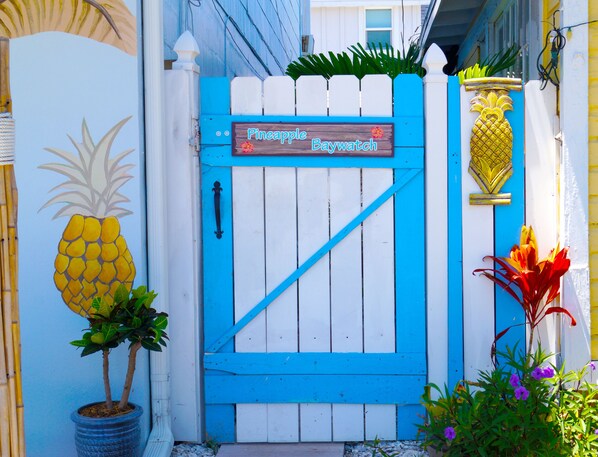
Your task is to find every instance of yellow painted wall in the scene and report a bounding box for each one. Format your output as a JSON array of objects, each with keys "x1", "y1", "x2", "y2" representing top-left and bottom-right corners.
[{"x1": 589, "y1": 0, "x2": 598, "y2": 358}]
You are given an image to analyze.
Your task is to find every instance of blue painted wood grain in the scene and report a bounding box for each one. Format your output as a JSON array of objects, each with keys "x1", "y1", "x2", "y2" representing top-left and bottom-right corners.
[
  {"x1": 200, "y1": 78, "x2": 230, "y2": 115},
  {"x1": 395, "y1": 169, "x2": 426, "y2": 356},
  {"x1": 200, "y1": 114, "x2": 424, "y2": 147},
  {"x1": 394, "y1": 74, "x2": 424, "y2": 118},
  {"x1": 494, "y1": 88, "x2": 526, "y2": 357},
  {"x1": 447, "y1": 76, "x2": 464, "y2": 387},
  {"x1": 205, "y1": 405, "x2": 235, "y2": 443},
  {"x1": 206, "y1": 169, "x2": 421, "y2": 353},
  {"x1": 205, "y1": 375, "x2": 426, "y2": 404},
  {"x1": 204, "y1": 352, "x2": 426, "y2": 375},
  {"x1": 201, "y1": 145, "x2": 423, "y2": 168},
  {"x1": 393, "y1": 71, "x2": 426, "y2": 441},
  {"x1": 201, "y1": 78, "x2": 235, "y2": 441},
  {"x1": 397, "y1": 404, "x2": 425, "y2": 440}
]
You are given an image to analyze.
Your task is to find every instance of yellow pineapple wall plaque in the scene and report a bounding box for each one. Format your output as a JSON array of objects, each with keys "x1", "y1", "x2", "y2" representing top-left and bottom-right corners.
[
  {"x1": 40, "y1": 117, "x2": 136, "y2": 316},
  {"x1": 464, "y1": 77, "x2": 522, "y2": 205}
]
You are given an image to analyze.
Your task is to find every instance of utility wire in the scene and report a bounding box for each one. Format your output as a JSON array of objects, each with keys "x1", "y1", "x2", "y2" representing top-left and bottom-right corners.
[{"x1": 537, "y1": 12, "x2": 598, "y2": 89}]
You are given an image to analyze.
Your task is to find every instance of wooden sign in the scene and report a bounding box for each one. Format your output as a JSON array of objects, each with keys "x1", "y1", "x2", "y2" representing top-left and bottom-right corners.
[{"x1": 232, "y1": 122, "x2": 394, "y2": 157}]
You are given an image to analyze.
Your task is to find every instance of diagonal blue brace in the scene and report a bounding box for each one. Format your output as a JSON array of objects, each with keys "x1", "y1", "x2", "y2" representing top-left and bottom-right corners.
[{"x1": 206, "y1": 168, "x2": 422, "y2": 353}]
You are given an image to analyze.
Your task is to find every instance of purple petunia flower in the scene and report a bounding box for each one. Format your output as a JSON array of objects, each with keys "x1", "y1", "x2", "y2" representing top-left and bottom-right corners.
[
  {"x1": 514, "y1": 386, "x2": 530, "y2": 401},
  {"x1": 589, "y1": 362, "x2": 596, "y2": 371},
  {"x1": 532, "y1": 366, "x2": 555, "y2": 380},
  {"x1": 509, "y1": 373, "x2": 521, "y2": 387},
  {"x1": 444, "y1": 426, "x2": 456, "y2": 441},
  {"x1": 595, "y1": 429, "x2": 598, "y2": 435},
  {"x1": 531, "y1": 367, "x2": 544, "y2": 380},
  {"x1": 542, "y1": 366, "x2": 555, "y2": 378}
]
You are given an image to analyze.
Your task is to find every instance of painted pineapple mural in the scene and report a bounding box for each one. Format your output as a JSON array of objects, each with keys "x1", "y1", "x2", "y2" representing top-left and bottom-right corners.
[
  {"x1": 465, "y1": 79, "x2": 521, "y2": 205},
  {"x1": 41, "y1": 117, "x2": 136, "y2": 316},
  {"x1": 0, "y1": 0, "x2": 136, "y2": 55}
]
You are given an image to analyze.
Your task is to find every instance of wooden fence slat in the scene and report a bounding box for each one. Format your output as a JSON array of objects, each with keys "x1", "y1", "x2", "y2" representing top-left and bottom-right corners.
[
  {"x1": 232, "y1": 76, "x2": 268, "y2": 442},
  {"x1": 265, "y1": 167, "x2": 299, "y2": 442},
  {"x1": 231, "y1": 77, "x2": 263, "y2": 114},
  {"x1": 524, "y1": 82, "x2": 558, "y2": 356},
  {"x1": 204, "y1": 352, "x2": 425, "y2": 374},
  {"x1": 460, "y1": 86, "x2": 495, "y2": 379},
  {"x1": 233, "y1": 166, "x2": 267, "y2": 443},
  {"x1": 296, "y1": 74, "x2": 332, "y2": 442},
  {"x1": 296, "y1": 76, "x2": 327, "y2": 115},
  {"x1": 297, "y1": 168, "x2": 331, "y2": 442},
  {"x1": 361, "y1": 74, "x2": 396, "y2": 440},
  {"x1": 264, "y1": 78, "x2": 299, "y2": 442},
  {"x1": 329, "y1": 75, "x2": 364, "y2": 442}
]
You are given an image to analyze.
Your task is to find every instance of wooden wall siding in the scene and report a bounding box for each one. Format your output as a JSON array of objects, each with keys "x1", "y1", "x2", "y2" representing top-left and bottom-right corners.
[
  {"x1": 589, "y1": 0, "x2": 598, "y2": 359},
  {"x1": 311, "y1": 5, "x2": 423, "y2": 55},
  {"x1": 200, "y1": 74, "x2": 426, "y2": 443},
  {"x1": 163, "y1": 0, "x2": 302, "y2": 78}
]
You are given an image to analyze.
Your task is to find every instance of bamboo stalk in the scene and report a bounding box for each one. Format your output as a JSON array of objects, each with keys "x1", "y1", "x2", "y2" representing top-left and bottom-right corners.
[
  {"x1": 0, "y1": 268, "x2": 10, "y2": 457},
  {"x1": 0, "y1": 167, "x2": 19, "y2": 457},
  {"x1": 5, "y1": 165, "x2": 22, "y2": 457},
  {"x1": 0, "y1": 37, "x2": 23, "y2": 457},
  {"x1": 6, "y1": 168, "x2": 23, "y2": 457}
]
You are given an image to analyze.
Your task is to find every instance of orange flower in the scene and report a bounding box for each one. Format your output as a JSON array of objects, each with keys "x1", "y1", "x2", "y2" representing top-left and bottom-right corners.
[
  {"x1": 371, "y1": 126, "x2": 384, "y2": 139},
  {"x1": 240, "y1": 141, "x2": 254, "y2": 154},
  {"x1": 474, "y1": 225, "x2": 575, "y2": 354}
]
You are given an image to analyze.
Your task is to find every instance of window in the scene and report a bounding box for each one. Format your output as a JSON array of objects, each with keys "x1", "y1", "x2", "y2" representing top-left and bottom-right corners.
[
  {"x1": 489, "y1": 0, "x2": 527, "y2": 80},
  {"x1": 365, "y1": 9, "x2": 392, "y2": 48}
]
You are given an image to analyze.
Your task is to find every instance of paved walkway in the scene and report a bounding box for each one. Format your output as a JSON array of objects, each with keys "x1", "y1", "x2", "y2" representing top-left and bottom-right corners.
[{"x1": 217, "y1": 443, "x2": 345, "y2": 457}]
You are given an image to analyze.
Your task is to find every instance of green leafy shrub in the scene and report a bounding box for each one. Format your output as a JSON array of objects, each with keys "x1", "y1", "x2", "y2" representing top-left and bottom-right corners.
[
  {"x1": 71, "y1": 285, "x2": 168, "y2": 414},
  {"x1": 420, "y1": 348, "x2": 598, "y2": 456}
]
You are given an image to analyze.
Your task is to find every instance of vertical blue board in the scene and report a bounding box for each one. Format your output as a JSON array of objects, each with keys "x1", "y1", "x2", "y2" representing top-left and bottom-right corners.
[
  {"x1": 447, "y1": 76, "x2": 464, "y2": 387},
  {"x1": 393, "y1": 74, "x2": 425, "y2": 440},
  {"x1": 200, "y1": 78, "x2": 235, "y2": 442},
  {"x1": 494, "y1": 89, "x2": 525, "y2": 358}
]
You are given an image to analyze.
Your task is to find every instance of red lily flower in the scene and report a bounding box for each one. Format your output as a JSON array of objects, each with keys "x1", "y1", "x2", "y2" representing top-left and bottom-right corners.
[{"x1": 473, "y1": 225, "x2": 576, "y2": 354}]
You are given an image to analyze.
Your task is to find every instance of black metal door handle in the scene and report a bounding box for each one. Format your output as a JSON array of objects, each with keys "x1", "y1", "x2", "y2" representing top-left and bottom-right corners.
[{"x1": 213, "y1": 181, "x2": 223, "y2": 239}]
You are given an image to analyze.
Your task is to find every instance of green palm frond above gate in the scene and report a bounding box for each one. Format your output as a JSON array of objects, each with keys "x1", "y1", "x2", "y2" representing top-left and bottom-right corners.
[
  {"x1": 0, "y1": 0, "x2": 136, "y2": 55},
  {"x1": 286, "y1": 41, "x2": 424, "y2": 80}
]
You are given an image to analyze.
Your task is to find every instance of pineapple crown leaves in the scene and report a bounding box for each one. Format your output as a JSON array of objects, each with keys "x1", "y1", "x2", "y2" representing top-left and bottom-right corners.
[{"x1": 39, "y1": 117, "x2": 134, "y2": 219}]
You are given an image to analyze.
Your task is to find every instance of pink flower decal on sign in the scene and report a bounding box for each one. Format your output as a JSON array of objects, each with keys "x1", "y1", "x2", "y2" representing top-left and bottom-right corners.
[
  {"x1": 371, "y1": 126, "x2": 384, "y2": 139},
  {"x1": 240, "y1": 141, "x2": 254, "y2": 154}
]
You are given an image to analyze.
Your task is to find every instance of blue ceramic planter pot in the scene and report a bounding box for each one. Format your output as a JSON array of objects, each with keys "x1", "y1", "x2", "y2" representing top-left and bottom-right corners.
[{"x1": 71, "y1": 402, "x2": 143, "y2": 457}]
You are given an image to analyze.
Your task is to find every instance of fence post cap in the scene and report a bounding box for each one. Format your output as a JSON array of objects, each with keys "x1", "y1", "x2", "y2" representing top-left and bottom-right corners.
[
  {"x1": 422, "y1": 43, "x2": 448, "y2": 80},
  {"x1": 173, "y1": 30, "x2": 200, "y2": 72}
]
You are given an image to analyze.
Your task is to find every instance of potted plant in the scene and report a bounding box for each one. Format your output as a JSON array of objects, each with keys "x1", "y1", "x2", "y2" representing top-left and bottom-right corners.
[{"x1": 70, "y1": 285, "x2": 168, "y2": 457}]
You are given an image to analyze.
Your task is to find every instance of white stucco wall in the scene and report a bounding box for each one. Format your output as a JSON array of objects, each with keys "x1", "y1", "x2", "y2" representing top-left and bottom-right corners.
[
  {"x1": 311, "y1": 1, "x2": 428, "y2": 54},
  {"x1": 11, "y1": 1, "x2": 150, "y2": 454}
]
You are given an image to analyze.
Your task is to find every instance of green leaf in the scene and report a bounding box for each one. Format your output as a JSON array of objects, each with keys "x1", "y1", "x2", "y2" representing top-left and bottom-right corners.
[
  {"x1": 154, "y1": 315, "x2": 168, "y2": 331},
  {"x1": 90, "y1": 333, "x2": 105, "y2": 344},
  {"x1": 132, "y1": 316, "x2": 142, "y2": 328},
  {"x1": 81, "y1": 344, "x2": 102, "y2": 357},
  {"x1": 141, "y1": 339, "x2": 162, "y2": 352},
  {"x1": 114, "y1": 284, "x2": 129, "y2": 304},
  {"x1": 70, "y1": 340, "x2": 87, "y2": 347}
]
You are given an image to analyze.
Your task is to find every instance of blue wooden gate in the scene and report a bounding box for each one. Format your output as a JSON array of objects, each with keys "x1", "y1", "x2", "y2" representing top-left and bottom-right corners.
[{"x1": 200, "y1": 75, "x2": 426, "y2": 443}]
